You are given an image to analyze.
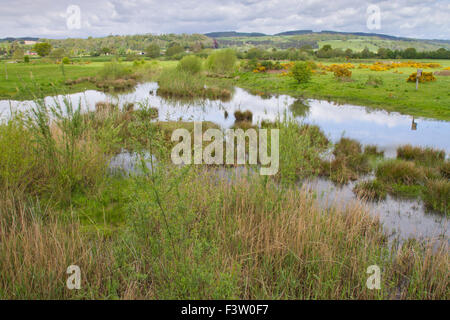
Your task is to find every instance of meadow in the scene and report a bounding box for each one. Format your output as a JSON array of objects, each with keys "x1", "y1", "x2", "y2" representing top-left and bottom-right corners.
[
  {"x1": 233, "y1": 59, "x2": 450, "y2": 120},
  {"x1": 1, "y1": 57, "x2": 449, "y2": 120}
]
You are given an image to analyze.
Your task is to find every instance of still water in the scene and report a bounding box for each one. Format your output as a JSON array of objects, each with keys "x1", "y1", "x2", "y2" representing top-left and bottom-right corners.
[
  {"x1": 1, "y1": 82, "x2": 449, "y2": 241},
  {"x1": 1, "y1": 82, "x2": 449, "y2": 157}
]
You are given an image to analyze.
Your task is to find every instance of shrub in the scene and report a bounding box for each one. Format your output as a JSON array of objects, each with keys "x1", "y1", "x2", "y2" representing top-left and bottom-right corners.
[
  {"x1": 291, "y1": 62, "x2": 312, "y2": 84},
  {"x1": 407, "y1": 72, "x2": 436, "y2": 83},
  {"x1": 422, "y1": 179, "x2": 449, "y2": 214},
  {"x1": 62, "y1": 57, "x2": 70, "y2": 64},
  {"x1": 98, "y1": 59, "x2": 133, "y2": 81},
  {"x1": 376, "y1": 160, "x2": 425, "y2": 185},
  {"x1": 205, "y1": 49, "x2": 237, "y2": 74},
  {"x1": 177, "y1": 55, "x2": 202, "y2": 75},
  {"x1": 333, "y1": 66, "x2": 352, "y2": 78},
  {"x1": 24, "y1": 55, "x2": 30, "y2": 63}
]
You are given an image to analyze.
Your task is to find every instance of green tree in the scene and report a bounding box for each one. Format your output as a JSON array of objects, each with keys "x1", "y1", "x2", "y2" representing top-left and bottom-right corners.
[
  {"x1": 12, "y1": 47, "x2": 24, "y2": 61},
  {"x1": 166, "y1": 44, "x2": 184, "y2": 57},
  {"x1": 33, "y1": 42, "x2": 52, "y2": 57},
  {"x1": 146, "y1": 43, "x2": 160, "y2": 58},
  {"x1": 291, "y1": 62, "x2": 312, "y2": 84},
  {"x1": 177, "y1": 55, "x2": 202, "y2": 74}
]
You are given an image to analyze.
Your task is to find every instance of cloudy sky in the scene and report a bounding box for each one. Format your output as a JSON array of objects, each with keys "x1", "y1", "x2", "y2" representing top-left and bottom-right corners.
[{"x1": 1, "y1": 0, "x2": 449, "y2": 40}]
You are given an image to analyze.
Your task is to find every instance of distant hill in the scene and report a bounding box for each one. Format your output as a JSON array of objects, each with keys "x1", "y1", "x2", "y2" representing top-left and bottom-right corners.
[
  {"x1": 0, "y1": 37, "x2": 39, "y2": 42},
  {"x1": 204, "y1": 31, "x2": 266, "y2": 38},
  {"x1": 275, "y1": 30, "x2": 313, "y2": 36},
  {"x1": 204, "y1": 30, "x2": 450, "y2": 52}
]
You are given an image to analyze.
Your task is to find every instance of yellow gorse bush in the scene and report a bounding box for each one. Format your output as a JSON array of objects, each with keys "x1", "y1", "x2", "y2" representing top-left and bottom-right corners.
[
  {"x1": 358, "y1": 61, "x2": 442, "y2": 72},
  {"x1": 406, "y1": 71, "x2": 437, "y2": 83}
]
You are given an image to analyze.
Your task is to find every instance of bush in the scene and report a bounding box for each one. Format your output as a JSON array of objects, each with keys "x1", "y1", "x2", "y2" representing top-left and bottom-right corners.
[
  {"x1": 205, "y1": 49, "x2": 237, "y2": 75},
  {"x1": 333, "y1": 66, "x2": 352, "y2": 78},
  {"x1": 62, "y1": 57, "x2": 70, "y2": 64},
  {"x1": 177, "y1": 55, "x2": 202, "y2": 75},
  {"x1": 291, "y1": 62, "x2": 312, "y2": 84},
  {"x1": 98, "y1": 59, "x2": 133, "y2": 81},
  {"x1": 407, "y1": 72, "x2": 436, "y2": 83},
  {"x1": 24, "y1": 55, "x2": 30, "y2": 63}
]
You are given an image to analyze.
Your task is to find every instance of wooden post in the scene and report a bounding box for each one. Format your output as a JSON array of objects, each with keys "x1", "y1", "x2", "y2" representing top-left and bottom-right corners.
[
  {"x1": 416, "y1": 68, "x2": 422, "y2": 90},
  {"x1": 4, "y1": 61, "x2": 7, "y2": 80}
]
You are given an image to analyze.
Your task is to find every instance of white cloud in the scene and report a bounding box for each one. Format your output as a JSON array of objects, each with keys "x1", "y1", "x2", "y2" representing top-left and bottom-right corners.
[{"x1": 0, "y1": 0, "x2": 448, "y2": 39}]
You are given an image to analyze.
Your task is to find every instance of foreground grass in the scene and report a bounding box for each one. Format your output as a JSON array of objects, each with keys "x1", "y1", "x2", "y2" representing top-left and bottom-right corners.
[
  {"x1": 0, "y1": 100, "x2": 448, "y2": 299},
  {"x1": 232, "y1": 59, "x2": 450, "y2": 120}
]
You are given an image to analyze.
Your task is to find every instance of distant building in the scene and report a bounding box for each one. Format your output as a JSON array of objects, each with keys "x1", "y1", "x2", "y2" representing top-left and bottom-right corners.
[{"x1": 24, "y1": 40, "x2": 37, "y2": 45}]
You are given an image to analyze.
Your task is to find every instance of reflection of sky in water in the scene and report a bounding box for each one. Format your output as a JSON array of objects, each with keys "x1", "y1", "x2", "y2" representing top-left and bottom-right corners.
[{"x1": 1, "y1": 82, "x2": 449, "y2": 156}]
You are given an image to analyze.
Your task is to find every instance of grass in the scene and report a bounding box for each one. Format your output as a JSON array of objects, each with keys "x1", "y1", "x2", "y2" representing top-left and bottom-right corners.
[
  {"x1": 321, "y1": 137, "x2": 370, "y2": 184},
  {"x1": 397, "y1": 144, "x2": 445, "y2": 167},
  {"x1": 353, "y1": 179, "x2": 387, "y2": 201},
  {"x1": 422, "y1": 179, "x2": 449, "y2": 215},
  {"x1": 376, "y1": 160, "x2": 425, "y2": 186},
  {"x1": 157, "y1": 68, "x2": 232, "y2": 100},
  {"x1": 232, "y1": 59, "x2": 450, "y2": 120},
  {"x1": 0, "y1": 59, "x2": 172, "y2": 100}
]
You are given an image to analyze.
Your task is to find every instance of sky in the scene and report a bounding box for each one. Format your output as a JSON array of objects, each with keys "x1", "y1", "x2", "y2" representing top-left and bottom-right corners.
[{"x1": 0, "y1": 0, "x2": 449, "y2": 40}]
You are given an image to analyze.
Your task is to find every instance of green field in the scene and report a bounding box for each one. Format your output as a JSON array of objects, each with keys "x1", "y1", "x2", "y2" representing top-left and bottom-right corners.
[
  {"x1": 232, "y1": 59, "x2": 450, "y2": 120},
  {"x1": 1, "y1": 58, "x2": 449, "y2": 120}
]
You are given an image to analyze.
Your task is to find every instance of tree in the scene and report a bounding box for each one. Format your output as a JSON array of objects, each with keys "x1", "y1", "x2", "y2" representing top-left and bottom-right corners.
[
  {"x1": 33, "y1": 42, "x2": 52, "y2": 57},
  {"x1": 177, "y1": 55, "x2": 202, "y2": 74},
  {"x1": 101, "y1": 47, "x2": 111, "y2": 55},
  {"x1": 50, "y1": 48, "x2": 66, "y2": 61},
  {"x1": 291, "y1": 62, "x2": 312, "y2": 84},
  {"x1": 166, "y1": 44, "x2": 184, "y2": 57},
  {"x1": 403, "y1": 47, "x2": 417, "y2": 59},
  {"x1": 146, "y1": 43, "x2": 160, "y2": 58},
  {"x1": 12, "y1": 47, "x2": 24, "y2": 61}
]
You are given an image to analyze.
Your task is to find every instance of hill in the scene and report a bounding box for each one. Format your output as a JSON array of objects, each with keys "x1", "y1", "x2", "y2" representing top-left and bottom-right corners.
[{"x1": 205, "y1": 30, "x2": 450, "y2": 52}]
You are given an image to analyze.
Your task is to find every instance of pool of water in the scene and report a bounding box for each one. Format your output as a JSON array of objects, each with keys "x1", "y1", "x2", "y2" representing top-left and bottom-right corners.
[
  {"x1": 1, "y1": 82, "x2": 449, "y2": 157},
  {"x1": 1, "y1": 82, "x2": 449, "y2": 242}
]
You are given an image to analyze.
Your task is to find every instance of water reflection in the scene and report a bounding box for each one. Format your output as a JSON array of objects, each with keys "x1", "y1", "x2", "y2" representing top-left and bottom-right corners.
[{"x1": 1, "y1": 82, "x2": 449, "y2": 158}]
